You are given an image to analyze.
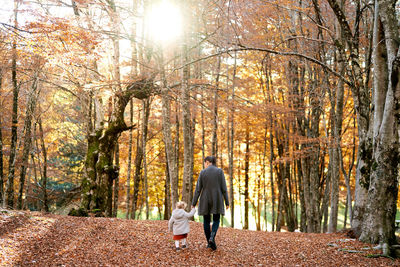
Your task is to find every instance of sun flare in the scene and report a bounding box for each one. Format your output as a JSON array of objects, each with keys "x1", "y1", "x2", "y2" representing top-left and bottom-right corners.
[{"x1": 147, "y1": 1, "x2": 182, "y2": 43}]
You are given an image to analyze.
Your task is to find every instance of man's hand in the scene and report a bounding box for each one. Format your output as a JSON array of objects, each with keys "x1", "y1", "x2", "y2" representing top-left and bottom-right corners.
[
  {"x1": 191, "y1": 205, "x2": 195, "y2": 209},
  {"x1": 226, "y1": 205, "x2": 229, "y2": 210}
]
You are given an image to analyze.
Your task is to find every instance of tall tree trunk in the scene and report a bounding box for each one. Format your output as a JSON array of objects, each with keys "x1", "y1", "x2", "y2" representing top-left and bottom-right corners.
[
  {"x1": 160, "y1": 58, "x2": 179, "y2": 207},
  {"x1": 300, "y1": 130, "x2": 322, "y2": 232},
  {"x1": 0, "y1": 67, "x2": 4, "y2": 205},
  {"x1": 265, "y1": 59, "x2": 276, "y2": 230},
  {"x1": 343, "y1": 193, "x2": 348, "y2": 228},
  {"x1": 142, "y1": 99, "x2": 150, "y2": 219},
  {"x1": 228, "y1": 50, "x2": 236, "y2": 228},
  {"x1": 181, "y1": 40, "x2": 193, "y2": 207},
  {"x1": 201, "y1": 91, "x2": 205, "y2": 169},
  {"x1": 174, "y1": 103, "x2": 180, "y2": 192},
  {"x1": 5, "y1": 1, "x2": 19, "y2": 208},
  {"x1": 297, "y1": 159, "x2": 306, "y2": 232},
  {"x1": 30, "y1": 142, "x2": 39, "y2": 210},
  {"x1": 359, "y1": 0, "x2": 399, "y2": 246},
  {"x1": 284, "y1": 162, "x2": 296, "y2": 232},
  {"x1": 24, "y1": 163, "x2": 32, "y2": 210},
  {"x1": 269, "y1": 130, "x2": 275, "y2": 232},
  {"x1": 328, "y1": 140, "x2": 339, "y2": 233},
  {"x1": 189, "y1": 96, "x2": 196, "y2": 208},
  {"x1": 112, "y1": 143, "x2": 120, "y2": 217},
  {"x1": 321, "y1": 169, "x2": 331, "y2": 233},
  {"x1": 125, "y1": 100, "x2": 134, "y2": 218},
  {"x1": 275, "y1": 168, "x2": 284, "y2": 231},
  {"x1": 126, "y1": 0, "x2": 138, "y2": 216},
  {"x1": 211, "y1": 55, "x2": 221, "y2": 157},
  {"x1": 17, "y1": 74, "x2": 39, "y2": 209},
  {"x1": 80, "y1": 109, "x2": 98, "y2": 211},
  {"x1": 326, "y1": 0, "x2": 372, "y2": 238},
  {"x1": 131, "y1": 111, "x2": 142, "y2": 219},
  {"x1": 274, "y1": 125, "x2": 286, "y2": 232},
  {"x1": 256, "y1": 174, "x2": 261, "y2": 231},
  {"x1": 339, "y1": 119, "x2": 356, "y2": 227},
  {"x1": 244, "y1": 126, "x2": 250, "y2": 230},
  {"x1": 163, "y1": 155, "x2": 171, "y2": 220},
  {"x1": 38, "y1": 117, "x2": 48, "y2": 212},
  {"x1": 327, "y1": 0, "x2": 346, "y2": 234}
]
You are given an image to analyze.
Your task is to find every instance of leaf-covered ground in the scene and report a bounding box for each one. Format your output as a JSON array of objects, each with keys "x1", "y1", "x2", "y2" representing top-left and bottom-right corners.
[{"x1": 1, "y1": 210, "x2": 399, "y2": 266}]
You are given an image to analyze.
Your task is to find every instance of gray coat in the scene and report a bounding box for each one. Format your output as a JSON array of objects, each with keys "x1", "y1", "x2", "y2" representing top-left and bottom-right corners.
[{"x1": 191, "y1": 165, "x2": 229, "y2": 215}]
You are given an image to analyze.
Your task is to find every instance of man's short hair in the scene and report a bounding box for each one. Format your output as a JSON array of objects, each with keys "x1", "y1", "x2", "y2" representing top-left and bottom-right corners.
[{"x1": 204, "y1": 156, "x2": 216, "y2": 165}]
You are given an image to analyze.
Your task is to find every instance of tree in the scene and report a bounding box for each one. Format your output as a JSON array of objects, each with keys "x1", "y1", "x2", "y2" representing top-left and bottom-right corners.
[
  {"x1": 18, "y1": 67, "x2": 41, "y2": 209},
  {"x1": 326, "y1": 0, "x2": 373, "y2": 238},
  {"x1": 0, "y1": 65, "x2": 4, "y2": 205},
  {"x1": 5, "y1": 0, "x2": 20, "y2": 208},
  {"x1": 358, "y1": 0, "x2": 400, "y2": 247},
  {"x1": 86, "y1": 77, "x2": 156, "y2": 216},
  {"x1": 125, "y1": 100, "x2": 134, "y2": 218},
  {"x1": 180, "y1": 0, "x2": 194, "y2": 207}
]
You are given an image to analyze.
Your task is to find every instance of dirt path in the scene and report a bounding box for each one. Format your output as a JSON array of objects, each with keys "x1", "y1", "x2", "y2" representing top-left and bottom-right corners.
[{"x1": 0, "y1": 212, "x2": 398, "y2": 266}]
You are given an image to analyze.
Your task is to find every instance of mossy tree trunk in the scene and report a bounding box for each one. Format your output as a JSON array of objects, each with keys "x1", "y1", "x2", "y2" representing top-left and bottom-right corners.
[{"x1": 81, "y1": 77, "x2": 155, "y2": 216}]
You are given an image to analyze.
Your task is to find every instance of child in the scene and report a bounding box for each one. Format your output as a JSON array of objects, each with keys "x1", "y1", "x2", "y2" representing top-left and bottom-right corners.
[{"x1": 168, "y1": 201, "x2": 196, "y2": 251}]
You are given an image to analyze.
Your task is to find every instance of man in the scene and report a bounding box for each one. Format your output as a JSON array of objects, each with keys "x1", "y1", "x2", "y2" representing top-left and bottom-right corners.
[{"x1": 191, "y1": 156, "x2": 229, "y2": 250}]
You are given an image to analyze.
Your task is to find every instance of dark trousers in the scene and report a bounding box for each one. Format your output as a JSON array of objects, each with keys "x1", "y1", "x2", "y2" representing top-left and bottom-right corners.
[{"x1": 203, "y1": 214, "x2": 221, "y2": 241}]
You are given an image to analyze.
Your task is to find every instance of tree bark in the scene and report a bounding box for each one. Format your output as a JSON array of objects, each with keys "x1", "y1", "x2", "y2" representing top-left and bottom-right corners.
[
  {"x1": 321, "y1": 168, "x2": 331, "y2": 233},
  {"x1": 5, "y1": 0, "x2": 19, "y2": 208},
  {"x1": 296, "y1": 159, "x2": 306, "y2": 232},
  {"x1": 0, "y1": 67, "x2": 4, "y2": 205},
  {"x1": 163, "y1": 154, "x2": 171, "y2": 220},
  {"x1": 30, "y1": 142, "x2": 39, "y2": 210},
  {"x1": 339, "y1": 116, "x2": 356, "y2": 227},
  {"x1": 181, "y1": 37, "x2": 193, "y2": 207},
  {"x1": 23, "y1": 162, "x2": 32, "y2": 210},
  {"x1": 125, "y1": 100, "x2": 134, "y2": 218},
  {"x1": 201, "y1": 92, "x2": 205, "y2": 169},
  {"x1": 112, "y1": 143, "x2": 120, "y2": 217},
  {"x1": 18, "y1": 74, "x2": 39, "y2": 209},
  {"x1": 228, "y1": 50, "x2": 236, "y2": 228},
  {"x1": 38, "y1": 117, "x2": 48, "y2": 212},
  {"x1": 326, "y1": 0, "x2": 346, "y2": 234},
  {"x1": 359, "y1": 0, "x2": 400, "y2": 246},
  {"x1": 244, "y1": 126, "x2": 250, "y2": 230},
  {"x1": 211, "y1": 55, "x2": 221, "y2": 157},
  {"x1": 326, "y1": 0, "x2": 372, "y2": 238},
  {"x1": 284, "y1": 162, "x2": 296, "y2": 232},
  {"x1": 142, "y1": 99, "x2": 150, "y2": 219},
  {"x1": 131, "y1": 110, "x2": 142, "y2": 219},
  {"x1": 160, "y1": 58, "x2": 179, "y2": 207}
]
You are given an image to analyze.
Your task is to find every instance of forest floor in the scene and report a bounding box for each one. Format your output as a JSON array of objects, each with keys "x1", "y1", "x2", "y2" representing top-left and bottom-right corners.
[{"x1": 1, "y1": 210, "x2": 399, "y2": 266}]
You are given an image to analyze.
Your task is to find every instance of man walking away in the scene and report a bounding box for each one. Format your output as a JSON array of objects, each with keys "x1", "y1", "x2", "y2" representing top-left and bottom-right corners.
[{"x1": 192, "y1": 156, "x2": 229, "y2": 250}]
